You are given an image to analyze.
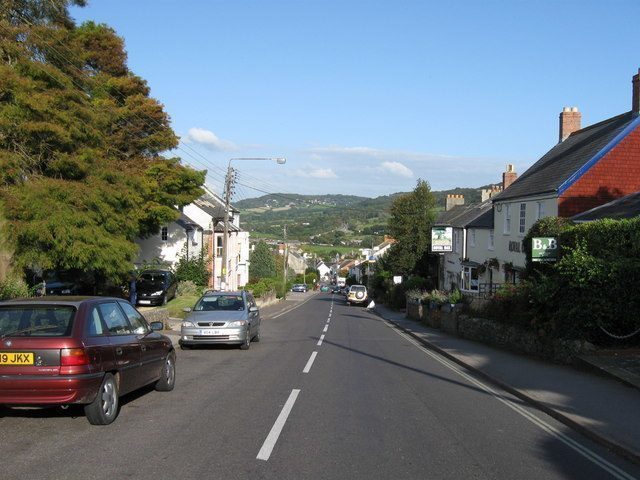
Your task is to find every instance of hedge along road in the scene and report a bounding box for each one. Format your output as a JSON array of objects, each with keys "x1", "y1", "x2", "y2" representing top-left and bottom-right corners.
[{"x1": 1, "y1": 291, "x2": 639, "y2": 480}]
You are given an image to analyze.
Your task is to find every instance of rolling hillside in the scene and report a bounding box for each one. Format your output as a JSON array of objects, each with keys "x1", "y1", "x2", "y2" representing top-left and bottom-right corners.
[{"x1": 235, "y1": 186, "x2": 490, "y2": 245}]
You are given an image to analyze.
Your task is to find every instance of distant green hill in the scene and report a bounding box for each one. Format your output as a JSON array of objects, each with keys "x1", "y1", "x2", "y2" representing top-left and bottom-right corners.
[{"x1": 237, "y1": 186, "x2": 492, "y2": 245}]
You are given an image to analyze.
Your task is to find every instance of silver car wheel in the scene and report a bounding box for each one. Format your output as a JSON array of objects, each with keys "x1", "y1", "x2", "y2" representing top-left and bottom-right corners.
[
  {"x1": 101, "y1": 378, "x2": 117, "y2": 418},
  {"x1": 240, "y1": 328, "x2": 251, "y2": 350}
]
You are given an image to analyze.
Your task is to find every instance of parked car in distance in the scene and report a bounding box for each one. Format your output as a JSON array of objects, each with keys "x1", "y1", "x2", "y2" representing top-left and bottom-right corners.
[
  {"x1": 135, "y1": 269, "x2": 177, "y2": 306},
  {"x1": 291, "y1": 284, "x2": 308, "y2": 293},
  {"x1": 39, "y1": 270, "x2": 94, "y2": 296},
  {"x1": 0, "y1": 297, "x2": 176, "y2": 425},
  {"x1": 320, "y1": 285, "x2": 330, "y2": 292},
  {"x1": 179, "y1": 291, "x2": 260, "y2": 350},
  {"x1": 346, "y1": 285, "x2": 368, "y2": 306},
  {"x1": 331, "y1": 285, "x2": 342, "y2": 294}
]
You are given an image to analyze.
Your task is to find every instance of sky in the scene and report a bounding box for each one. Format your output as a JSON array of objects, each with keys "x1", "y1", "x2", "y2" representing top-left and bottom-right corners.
[{"x1": 70, "y1": 0, "x2": 640, "y2": 200}]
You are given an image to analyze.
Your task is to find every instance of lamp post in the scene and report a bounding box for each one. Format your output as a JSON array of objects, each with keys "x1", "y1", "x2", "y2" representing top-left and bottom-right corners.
[{"x1": 221, "y1": 157, "x2": 286, "y2": 291}]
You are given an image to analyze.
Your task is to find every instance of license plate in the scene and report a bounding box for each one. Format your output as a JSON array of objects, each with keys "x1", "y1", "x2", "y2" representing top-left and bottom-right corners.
[
  {"x1": 200, "y1": 330, "x2": 220, "y2": 335},
  {"x1": 0, "y1": 352, "x2": 34, "y2": 365},
  {"x1": 138, "y1": 300, "x2": 151, "y2": 305}
]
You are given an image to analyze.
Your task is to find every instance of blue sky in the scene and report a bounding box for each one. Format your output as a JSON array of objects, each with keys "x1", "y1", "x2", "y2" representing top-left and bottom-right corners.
[{"x1": 71, "y1": 0, "x2": 640, "y2": 199}]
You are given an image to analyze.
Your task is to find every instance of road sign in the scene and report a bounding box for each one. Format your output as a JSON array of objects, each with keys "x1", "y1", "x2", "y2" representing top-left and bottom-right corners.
[{"x1": 532, "y1": 237, "x2": 558, "y2": 262}]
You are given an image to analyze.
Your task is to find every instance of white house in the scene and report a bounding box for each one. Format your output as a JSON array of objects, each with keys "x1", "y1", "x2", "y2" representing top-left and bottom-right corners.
[
  {"x1": 136, "y1": 185, "x2": 250, "y2": 291},
  {"x1": 183, "y1": 186, "x2": 249, "y2": 291},
  {"x1": 135, "y1": 212, "x2": 204, "y2": 269}
]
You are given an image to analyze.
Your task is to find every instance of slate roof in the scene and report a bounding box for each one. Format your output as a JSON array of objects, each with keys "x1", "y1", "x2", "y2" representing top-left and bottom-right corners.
[
  {"x1": 435, "y1": 200, "x2": 493, "y2": 228},
  {"x1": 193, "y1": 187, "x2": 239, "y2": 219},
  {"x1": 572, "y1": 191, "x2": 640, "y2": 222},
  {"x1": 176, "y1": 212, "x2": 201, "y2": 230},
  {"x1": 494, "y1": 112, "x2": 637, "y2": 201}
]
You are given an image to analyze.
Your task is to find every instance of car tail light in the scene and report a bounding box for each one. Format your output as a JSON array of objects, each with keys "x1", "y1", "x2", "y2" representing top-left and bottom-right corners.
[{"x1": 60, "y1": 348, "x2": 90, "y2": 366}]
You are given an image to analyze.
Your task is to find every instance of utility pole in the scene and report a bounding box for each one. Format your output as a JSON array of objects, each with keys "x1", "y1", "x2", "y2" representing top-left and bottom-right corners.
[
  {"x1": 282, "y1": 224, "x2": 287, "y2": 300},
  {"x1": 222, "y1": 166, "x2": 236, "y2": 291}
]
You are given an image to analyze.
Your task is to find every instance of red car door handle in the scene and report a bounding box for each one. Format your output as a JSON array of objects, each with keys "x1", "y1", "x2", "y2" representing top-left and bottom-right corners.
[
  {"x1": 115, "y1": 347, "x2": 123, "y2": 356},
  {"x1": 141, "y1": 345, "x2": 147, "y2": 351}
]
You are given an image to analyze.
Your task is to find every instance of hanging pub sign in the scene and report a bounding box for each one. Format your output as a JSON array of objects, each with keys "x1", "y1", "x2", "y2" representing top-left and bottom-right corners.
[
  {"x1": 431, "y1": 226, "x2": 453, "y2": 252},
  {"x1": 531, "y1": 237, "x2": 558, "y2": 263}
]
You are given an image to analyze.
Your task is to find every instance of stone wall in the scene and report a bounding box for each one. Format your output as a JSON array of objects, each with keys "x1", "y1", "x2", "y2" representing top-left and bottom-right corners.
[
  {"x1": 406, "y1": 300, "x2": 594, "y2": 364},
  {"x1": 256, "y1": 291, "x2": 279, "y2": 309},
  {"x1": 142, "y1": 308, "x2": 170, "y2": 328}
]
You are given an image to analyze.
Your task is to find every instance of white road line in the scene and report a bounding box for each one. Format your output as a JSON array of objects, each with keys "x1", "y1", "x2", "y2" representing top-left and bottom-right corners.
[
  {"x1": 317, "y1": 334, "x2": 325, "y2": 346},
  {"x1": 256, "y1": 389, "x2": 301, "y2": 461},
  {"x1": 323, "y1": 324, "x2": 328, "y2": 332},
  {"x1": 303, "y1": 351, "x2": 318, "y2": 373},
  {"x1": 383, "y1": 320, "x2": 637, "y2": 480}
]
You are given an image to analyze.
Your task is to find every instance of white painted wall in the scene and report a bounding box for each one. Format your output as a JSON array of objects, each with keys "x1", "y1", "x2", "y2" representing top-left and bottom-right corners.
[
  {"x1": 135, "y1": 223, "x2": 203, "y2": 268},
  {"x1": 493, "y1": 195, "x2": 557, "y2": 269}
]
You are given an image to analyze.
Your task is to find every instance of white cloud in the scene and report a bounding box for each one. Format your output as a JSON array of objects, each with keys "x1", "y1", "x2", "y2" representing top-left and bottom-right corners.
[
  {"x1": 380, "y1": 161, "x2": 413, "y2": 178},
  {"x1": 291, "y1": 168, "x2": 338, "y2": 179},
  {"x1": 184, "y1": 128, "x2": 238, "y2": 151}
]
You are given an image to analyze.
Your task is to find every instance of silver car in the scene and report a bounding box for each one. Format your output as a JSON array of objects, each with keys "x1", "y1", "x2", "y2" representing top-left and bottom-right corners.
[{"x1": 179, "y1": 291, "x2": 261, "y2": 350}]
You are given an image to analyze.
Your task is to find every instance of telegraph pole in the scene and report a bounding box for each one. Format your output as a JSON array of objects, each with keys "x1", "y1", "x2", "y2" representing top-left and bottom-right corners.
[
  {"x1": 222, "y1": 166, "x2": 236, "y2": 291},
  {"x1": 282, "y1": 224, "x2": 287, "y2": 300}
]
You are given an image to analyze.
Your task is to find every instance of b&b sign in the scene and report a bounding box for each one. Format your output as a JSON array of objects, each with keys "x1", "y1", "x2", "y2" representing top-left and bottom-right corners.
[{"x1": 531, "y1": 237, "x2": 558, "y2": 263}]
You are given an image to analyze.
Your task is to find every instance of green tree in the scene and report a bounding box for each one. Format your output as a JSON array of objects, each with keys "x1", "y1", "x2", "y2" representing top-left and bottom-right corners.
[
  {"x1": 384, "y1": 179, "x2": 437, "y2": 275},
  {"x1": 249, "y1": 240, "x2": 276, "y2": 281},
  {"x1": 0, "y1": 1, "x2": 205, "y2": 282}
]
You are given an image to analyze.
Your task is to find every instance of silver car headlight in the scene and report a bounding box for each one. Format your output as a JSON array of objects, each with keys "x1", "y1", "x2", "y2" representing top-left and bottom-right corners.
[
  {"x1": 182, "y1": 321, "x2": 196, "y2": 328},
  {"x1": 151, "y1": 290, "x2": 164, "y2": 296},
  {"x1": 228, "y1": 320, "x2": 247, "y2": 327}
]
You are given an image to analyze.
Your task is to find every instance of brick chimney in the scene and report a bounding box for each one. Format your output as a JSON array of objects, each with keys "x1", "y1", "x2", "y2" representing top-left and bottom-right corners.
[
  {"x1": 559, "y1": 106, "x2": 582, "y2": 142},
  {"x1": 633, "y1": 69, "x2": 640, "y2": 116},
  {"x1": 502, "y1": 164, "x2": 517, "y2": 190},
  {"x1": 445, "y1": 194, "x2": 464, "y2": 211}
]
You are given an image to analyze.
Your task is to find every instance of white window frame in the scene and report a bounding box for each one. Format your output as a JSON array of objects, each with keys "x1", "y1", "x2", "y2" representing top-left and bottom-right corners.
[
  {"x1": 470, "y1": 229, "x2": 476, "y2": 247},
  {"x1": 488, "y1": 229, "x2": 495, "y2": 250},
  {"x1": 536, "y1": 201, "x2": 545, "y2": 220},
  {"x1": 462, "y1": 266, "x2": 479, "y2": 292},
  {"x1": 519, "y1": 203, "x2": 526, "y2": 235},
  {"x1": 503, "y1": 204, "x2": 511, "y2": 234}
]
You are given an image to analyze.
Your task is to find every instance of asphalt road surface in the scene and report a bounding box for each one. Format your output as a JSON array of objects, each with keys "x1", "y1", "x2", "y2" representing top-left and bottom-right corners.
[{"x1": 2, "y1": 292, "x2": 640, "y2": 480}]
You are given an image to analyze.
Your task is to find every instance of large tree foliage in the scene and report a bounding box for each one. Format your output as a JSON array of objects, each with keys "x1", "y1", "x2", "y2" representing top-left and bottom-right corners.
[
  {"x1": 0, "y1": 1, "x2": 205, "y2": 281},
  {"x1": 249, "y1": 240, "x2": 276, "y2": 281},
  {"x1": 383, "y1": 179, "x2": 437, "y2": 275}
]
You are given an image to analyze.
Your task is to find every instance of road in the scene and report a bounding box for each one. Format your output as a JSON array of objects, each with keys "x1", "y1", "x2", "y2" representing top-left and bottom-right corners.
[{"x1": 2, "y1": 292, "x2": 639, "y2": 480}]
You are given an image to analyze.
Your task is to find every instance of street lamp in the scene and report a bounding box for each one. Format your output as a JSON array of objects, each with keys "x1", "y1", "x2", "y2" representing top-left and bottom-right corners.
[{"x1": 221, "y1": 157, "x2": 286, "y2": 291}]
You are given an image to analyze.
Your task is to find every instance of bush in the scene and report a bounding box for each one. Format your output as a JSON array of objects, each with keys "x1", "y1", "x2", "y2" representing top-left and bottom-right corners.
[
  {"x1": 176, "y1": 280, "x2": 202, "y2": 297},
  {"x1": 0, "y1": 276, "x2": 31, "y2": 300},
  {"x1": 174, "y1": 250, "x2": 209, "y2": 286},
  {"x1": 244, "y1": 278, "x2": 278, "y2": 298},
  {"x1": 447, "y1": 289, "x2": 463, "y2": 305}
]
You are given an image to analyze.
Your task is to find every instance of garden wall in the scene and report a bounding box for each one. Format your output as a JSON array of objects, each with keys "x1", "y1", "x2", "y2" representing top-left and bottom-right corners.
[{"x1": 406, "y1": 300, "x2": 595, "y2": 364}]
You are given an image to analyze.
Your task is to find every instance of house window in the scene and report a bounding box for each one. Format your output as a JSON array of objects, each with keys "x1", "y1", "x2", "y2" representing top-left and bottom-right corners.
[
  {"x1": 519, "y1": 203, "x2": 526, "y2": 235},
  {"x1": 488, "y1": 230, "x2": 494, "y2": 250},
  {"x1": 536, "y1": 202, "x2": 545, "y2": 220},
  {"x1": 161, "y1": 226, "x2": 168, "y2": 241},
  {"x1": 470, "y1": 229, "x2": 476, "y2": 247},
  {"x1": 216, "y1": 236, "x2": 223, "y2": 257},
  {"x1": 503, "y1": 205, "x2": 511, "y2": 234},
  {"x1": 462, "y1": 266, "x2": 479, "y2": 291}
]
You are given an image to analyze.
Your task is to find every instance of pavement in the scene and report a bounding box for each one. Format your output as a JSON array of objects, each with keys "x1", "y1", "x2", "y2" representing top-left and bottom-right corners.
[
  {"x1": 372, "y1": 304, "x2": 640, "y2": 466},
  {"x1": 160, "y1": 295, "x2": 640, "y2": 466}
]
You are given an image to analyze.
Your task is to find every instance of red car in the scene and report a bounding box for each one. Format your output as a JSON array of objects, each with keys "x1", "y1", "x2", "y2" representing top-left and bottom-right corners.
[{"x1": 0, "y1": 297, "x2": 176, "y2": 425}]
